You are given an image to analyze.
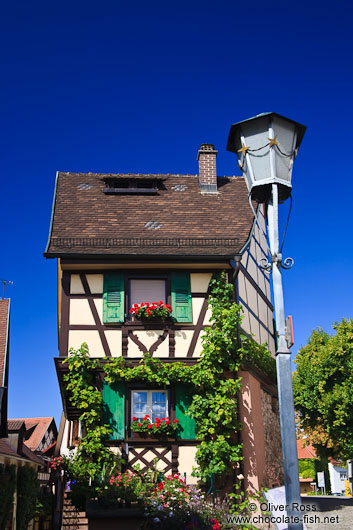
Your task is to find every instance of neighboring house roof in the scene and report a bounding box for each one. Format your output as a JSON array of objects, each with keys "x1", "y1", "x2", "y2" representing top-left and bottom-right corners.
[
  {"x1": 0, "y1": 438, "x2": 19, "y2": 458},
  {"x1": 0, "y1": 299, "x2": 10, "y2": 387},
  {"x1": 45, "y1": 173, "x2": 255, "y2": 259},
  {"x1": 21, "y1": 444, "x2": 45, "y2": 465},
  {"x1": 297, "y1": 439, "x2": 317, "y2": 459},
  {"x1": 8, "y1": 417, "x2": 55, "y2": 451}
]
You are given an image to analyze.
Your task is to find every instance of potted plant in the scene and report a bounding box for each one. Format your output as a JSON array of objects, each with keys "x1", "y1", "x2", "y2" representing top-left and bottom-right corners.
[
  {"x1": 49, "y1": 456, "x2": 67, "y2": 472},
  {"x1": 129, "y1": 302, "x2": 172, "y2": 321},
  {"x1": 86, "y1": 471, "x2": 144, "y2": 529},
  {"x1": 131, "y1": 415, "x2": 179, "y2": 439}
]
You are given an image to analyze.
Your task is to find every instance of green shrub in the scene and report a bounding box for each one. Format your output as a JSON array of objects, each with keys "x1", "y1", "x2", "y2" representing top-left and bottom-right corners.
[
  {"x1": 0, "y1": 463, "x2": 16, "y2": 530},
  {"x1": 16, "y1": 466, "x2": 38, "y2": 530}
]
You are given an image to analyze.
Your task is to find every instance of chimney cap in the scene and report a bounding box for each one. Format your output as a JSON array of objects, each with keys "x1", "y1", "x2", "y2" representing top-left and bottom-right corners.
[{"x1": 197, "y1": 144, "x2": 218, "y2": 160}]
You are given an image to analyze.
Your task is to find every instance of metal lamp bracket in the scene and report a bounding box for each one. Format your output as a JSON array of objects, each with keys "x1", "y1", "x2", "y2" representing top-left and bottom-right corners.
[{"x1": 259, "y1": 254, "x2": 294, "y2": 272}]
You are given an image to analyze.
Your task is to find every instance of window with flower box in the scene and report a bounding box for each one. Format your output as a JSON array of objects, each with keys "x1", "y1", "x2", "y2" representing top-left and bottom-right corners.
[
  {"x1": 131, "y1": 390, "x2": 168, "y2": 422},
  {"x1": 102, "y1": 271, "x2": 193, "y2": 323},
  {"x1": 102, "y1": 382, "x2": 197, "y2": 440}
]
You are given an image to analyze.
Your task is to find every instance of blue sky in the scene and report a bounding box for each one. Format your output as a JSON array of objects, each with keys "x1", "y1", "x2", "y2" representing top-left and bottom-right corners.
[{"x1": 1, "y1": 1, "x2": 353, "y2": 426}]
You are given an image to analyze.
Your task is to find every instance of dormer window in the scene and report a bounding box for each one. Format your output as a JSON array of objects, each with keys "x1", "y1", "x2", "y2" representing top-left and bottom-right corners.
[{"x1": 103, "y1": 177, "x2": 160, "y2": 194}]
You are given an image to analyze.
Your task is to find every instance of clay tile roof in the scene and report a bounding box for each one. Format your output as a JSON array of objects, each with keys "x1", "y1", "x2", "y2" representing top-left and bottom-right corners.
[
  {"x1": 7, "y1": 420, "x2": 24, "y2": 431},
  {"x1": 8, "y1": 417, "x2": 53, "y2": 451},
  {"x1": 0, "y1": 299, "x2": 10, "y2": 386},
  {"x1": 45, "y1": 173, "x2": 254, "y2": 259},
  {"x1": 297, "y1": 439, "x2": 317, "y2": 459},
  {"x1": 0, "y1": 438, "x2": 19, "y2": 458},
  {"x1": 21, "y1": 444, "x2": 45, "y2": 465}
]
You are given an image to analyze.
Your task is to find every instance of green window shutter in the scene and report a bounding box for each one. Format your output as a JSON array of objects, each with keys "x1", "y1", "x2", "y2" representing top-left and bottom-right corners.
[
  {"x1": 171, "y1": 272, "x2": 192, "y2": 323},
  {"x1": 103, "y1": 272, "x2": 124, "y2": 323},
  {"x1": 102, "y1": 381, "x2": 125, "y2": 440},
  {"x1": 175, "y1": 383, "x2": 196, "y2": 440}
]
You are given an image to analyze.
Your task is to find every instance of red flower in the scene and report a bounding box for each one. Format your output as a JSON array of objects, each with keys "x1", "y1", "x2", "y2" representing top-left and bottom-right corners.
[
  {"x1": 174, "y1": 419, "x2": 179, "y2": 423},
  {"x1": 138, "y1": 423, "x2": 142, "y2": 426},
  {"x1": 165, "y1": 420, "x2": 170, "y2": 425},
  {"x1": 147, "y1": 424, "x2": 153, "y2": 429},
  {"x1": 132, "y1": 417, "x2": 137, "y2": 421}
]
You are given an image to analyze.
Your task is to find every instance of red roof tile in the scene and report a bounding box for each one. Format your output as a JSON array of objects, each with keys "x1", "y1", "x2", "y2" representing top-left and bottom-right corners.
[
  {"x1": 297, "y1": 439, "x2": 317, "y2": 459},
  {"x1": 0, "y1": 299, "x2": 9, "y2": 386},
  {"x1": 0, "y1": 438, "x2": 19, "y2": 458},
  {"x1": 45, "y1": 173, "x2": 255, "y2": 259},
  {"x1": 8, "y1": 417, "x2": 54, "y2": 451}
]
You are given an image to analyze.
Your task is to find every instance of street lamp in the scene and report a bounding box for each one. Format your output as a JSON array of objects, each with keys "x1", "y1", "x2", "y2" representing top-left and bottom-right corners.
[{"x1": 227, "y1": 112, "x2": 306, "y2": 530}]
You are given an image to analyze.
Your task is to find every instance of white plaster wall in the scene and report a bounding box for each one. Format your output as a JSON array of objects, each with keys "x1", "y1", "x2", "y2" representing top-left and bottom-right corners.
[
  {"x1": 69, "y1": 330, "x2": 105, "y2": 357},
  {"x1": 105, "y1": 330, "x2": 122, "y2": 357},
  {"x1": 204, "y1": 306, "x2": 212, "y2": 326},
  {"x1": 178, "y1": 446, "x2": 198, "y2": 484},
  {"x1": 87, "y1": 274, "x2": 103, "y2": 293},
  {"x1": 192, "y1": 297, "x2": 203, "y2": 324},
  {"x1": 93, "y1": 299, "x2": 103, "y2": 324},
  {"x1": 174, "y1": 330, "x2": 194, "y2": 357},
  {"x1": 60, "y1": 420, "x2": 71, "y2": 456},
  {"x1": 328, "y1": 463, "x2": 347, "y2": 494},
  {"x1": 69, "y1": 299, "x2": 95, "y2": 325},
  {"x1": 193, "y1": 329, "x2": 205, "y2": 357},
  {"x1": 70, "y1": 274, "x2": 84, "y2": 294},
  {"x1": 190, "y1": 273, "x2": 212, "y2": 293}
]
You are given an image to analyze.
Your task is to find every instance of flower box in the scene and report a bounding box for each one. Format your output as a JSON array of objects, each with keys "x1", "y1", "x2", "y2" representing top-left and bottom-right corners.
[
  {"x1": 130, "y1": 431, "x2": 175, "y2": 442},
  {"x1": 129, "y1": 302, "x2": 172, "y2": 321},
  {"x1": 131, "y1": 416, "x2": 180, "y2": 438}
]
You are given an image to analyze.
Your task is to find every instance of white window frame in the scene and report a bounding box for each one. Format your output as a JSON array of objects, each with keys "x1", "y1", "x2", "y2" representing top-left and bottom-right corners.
[{"x1": 131, "y1": 390, "x2": 168, "y2": 422}]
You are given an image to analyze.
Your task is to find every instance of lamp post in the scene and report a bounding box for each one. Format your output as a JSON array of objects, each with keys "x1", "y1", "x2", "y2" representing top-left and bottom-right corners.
[{"x1": 227, "y1": 112, "x2": 306, "y2": 530}]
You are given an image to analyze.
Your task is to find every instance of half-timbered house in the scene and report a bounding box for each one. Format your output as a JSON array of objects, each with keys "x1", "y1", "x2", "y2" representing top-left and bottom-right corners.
[{"x1": 45, "y1": 143, "x2": 283, "y2": 493}]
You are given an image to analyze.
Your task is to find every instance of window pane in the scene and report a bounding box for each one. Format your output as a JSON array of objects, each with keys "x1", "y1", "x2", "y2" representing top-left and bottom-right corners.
[
  {"x1": 130, "y1": 279, "x2": 166, "y2": 306},
  {"x1": 151, "y1": 392, "x2": 167, "y2": 421},
  {"x1": 132, "y1": 392, "x2": 148, "y2": 420}
]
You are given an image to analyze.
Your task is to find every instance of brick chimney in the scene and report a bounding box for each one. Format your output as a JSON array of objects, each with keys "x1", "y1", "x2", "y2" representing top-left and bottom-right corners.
[{"x1": 197, "y1": 144, "x2": 218, "y2": 194}]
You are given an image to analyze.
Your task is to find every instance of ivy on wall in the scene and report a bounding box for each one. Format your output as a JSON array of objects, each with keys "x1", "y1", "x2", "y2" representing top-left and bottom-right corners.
[
  {"x1": 0, "y1": 463, "x2": 16, "y2": 530},
  {"x1": 16, "y1": 466, "x2": 39, "y2": 530},
  {"x1": 64, "y1": 272, "x2": 276, "y2": 482}
]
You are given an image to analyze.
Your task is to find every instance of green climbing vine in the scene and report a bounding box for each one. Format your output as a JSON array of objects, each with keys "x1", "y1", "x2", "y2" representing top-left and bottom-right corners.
[
  {"x1": 63, "y1": 272, "x2": 276, "y2": 483},
  {"x1": 63, "y1": 345, "x2": 116, "y2": 478}
]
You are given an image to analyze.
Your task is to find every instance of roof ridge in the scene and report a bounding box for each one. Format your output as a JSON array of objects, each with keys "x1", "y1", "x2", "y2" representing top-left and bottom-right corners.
[{"x1": 58, "y1": 172, "x2": 243, "y2": 179}]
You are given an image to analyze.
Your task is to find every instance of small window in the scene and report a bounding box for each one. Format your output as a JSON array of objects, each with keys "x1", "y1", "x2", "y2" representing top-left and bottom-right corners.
[
  {"x1": 130, "y1": 279, "x2": 166, "y2": 307},
  {"x1": 131, "y1": 390, "x2": 168, "y2": 422},
  {"x1": 340, "y1": 472, "x2": 347, "y2": 480}
]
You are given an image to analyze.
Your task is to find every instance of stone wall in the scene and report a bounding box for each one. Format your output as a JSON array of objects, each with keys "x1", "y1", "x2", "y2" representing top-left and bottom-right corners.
[{"x1": 260, "y1": 388, "x2": 284, "y2": 488}]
